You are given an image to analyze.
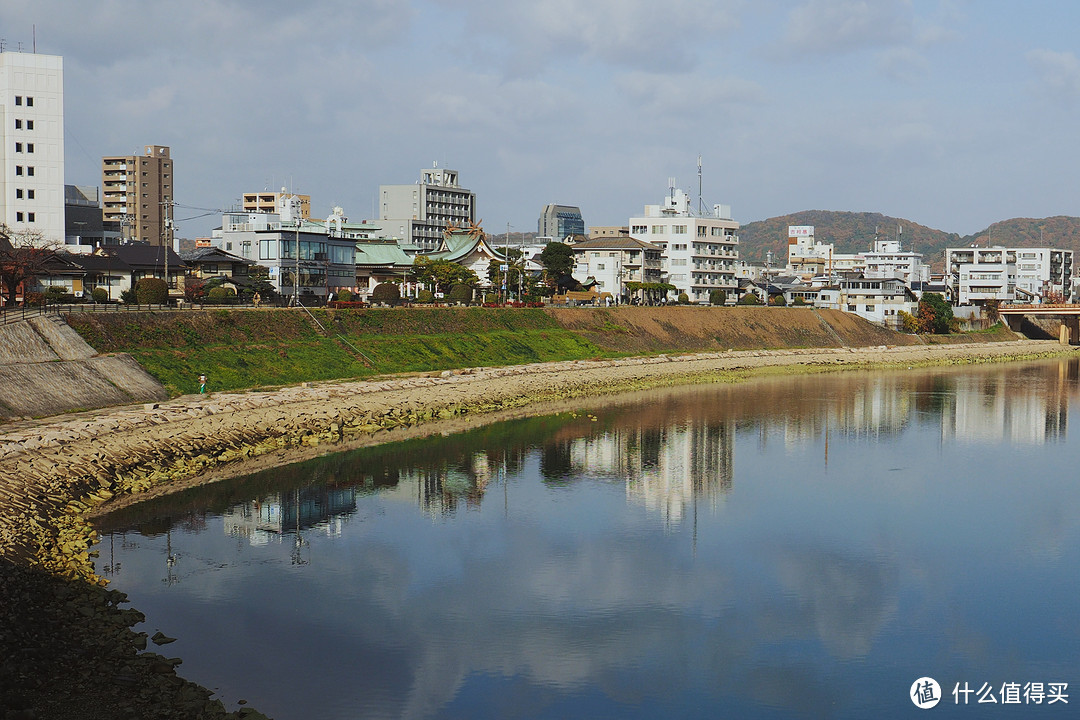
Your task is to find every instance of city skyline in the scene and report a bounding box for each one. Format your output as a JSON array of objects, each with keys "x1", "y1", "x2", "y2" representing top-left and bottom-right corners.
[{"x1": 4, "y1": 2, "x2": 1080, "y2": 240}]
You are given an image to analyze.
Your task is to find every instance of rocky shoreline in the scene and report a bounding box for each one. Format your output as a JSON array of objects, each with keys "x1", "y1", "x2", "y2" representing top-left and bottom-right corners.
[{"x1": 1, "y1": 339, "x2": 1076, "y2": 718}]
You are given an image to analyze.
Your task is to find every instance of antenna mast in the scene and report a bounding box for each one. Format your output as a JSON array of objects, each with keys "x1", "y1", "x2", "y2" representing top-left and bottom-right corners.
[{"x1": 697, "y1": 155, "x2": 703, "y2": 215}]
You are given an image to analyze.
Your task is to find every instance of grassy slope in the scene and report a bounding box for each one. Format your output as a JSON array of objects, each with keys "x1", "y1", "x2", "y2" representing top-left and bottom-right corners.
[{"x1": 63, "y1": 306, "x2": 986, "y2": 396}]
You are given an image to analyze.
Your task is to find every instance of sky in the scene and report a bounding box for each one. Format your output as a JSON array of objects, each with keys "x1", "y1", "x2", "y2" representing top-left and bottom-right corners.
[{"x1": 5, "y1": 0, "x2": 1080, "y2": 240}]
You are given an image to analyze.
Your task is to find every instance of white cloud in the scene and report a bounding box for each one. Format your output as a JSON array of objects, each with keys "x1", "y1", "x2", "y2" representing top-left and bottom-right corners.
[
  {"x1": 1027, "y1": 49, "x2": 1080, "y2": 104},
  {"x1": 782, "y1": 0, "x2": 915, "y2": 55}
]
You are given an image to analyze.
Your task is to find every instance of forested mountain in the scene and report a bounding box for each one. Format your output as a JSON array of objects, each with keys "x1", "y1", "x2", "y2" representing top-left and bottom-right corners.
[{"x1": 737, "y1": 211, "x2": 1080, "y2": 270}]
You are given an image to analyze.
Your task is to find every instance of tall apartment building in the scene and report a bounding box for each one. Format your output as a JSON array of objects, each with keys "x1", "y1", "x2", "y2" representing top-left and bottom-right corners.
[
  {"x1": 0, "y1": 51, "x2": 65, "y2": 247},
  {"x1": 243, "y1": 190, "x2": 311, "y2": 219},
  {"x1": 538, "y1": 204, "x2": 585, "y2": 239},
  {"x1": 628, "y1": 188, "x2": 740, "y2": 303},
  {"x1": 101, "y1": 145, "x2": 173, "y2": 246},
  {"x1": 379, "y1": 165, "x2": 476, "y2": 251}
]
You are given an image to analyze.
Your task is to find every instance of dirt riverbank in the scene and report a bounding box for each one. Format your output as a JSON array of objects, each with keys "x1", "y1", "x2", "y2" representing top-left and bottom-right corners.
[{"x1": 1, "y1": 338, "x2": 1076, "y2": 719}]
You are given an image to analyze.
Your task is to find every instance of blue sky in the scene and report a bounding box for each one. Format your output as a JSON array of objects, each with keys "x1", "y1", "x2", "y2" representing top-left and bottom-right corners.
[{"x1": 6, "y1": 1, "x2": 1080, "y2": 239}]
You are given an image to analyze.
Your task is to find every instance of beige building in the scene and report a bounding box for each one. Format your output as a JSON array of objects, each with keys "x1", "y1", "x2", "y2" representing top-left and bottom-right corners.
[
  {"x1": 589, "y1": 226, "x2": 629, "y2": 238},
  {"x1": 242, "y1": 190, "x2": 311, "y2": 219},
  {"x1": 101, "y1": 145, "x2": 173, "y2": 246}
]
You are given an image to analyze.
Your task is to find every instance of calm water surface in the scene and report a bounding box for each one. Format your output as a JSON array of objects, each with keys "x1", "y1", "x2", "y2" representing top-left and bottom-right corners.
[{"x1": 94, "y1": 360, "x2": 1080, "y2": 719}]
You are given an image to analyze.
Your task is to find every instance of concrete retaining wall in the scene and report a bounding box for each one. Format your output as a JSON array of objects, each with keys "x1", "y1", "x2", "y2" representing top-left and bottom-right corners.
[{"x1": 0, "y1": 316, "x2": 167, "y2": 418}]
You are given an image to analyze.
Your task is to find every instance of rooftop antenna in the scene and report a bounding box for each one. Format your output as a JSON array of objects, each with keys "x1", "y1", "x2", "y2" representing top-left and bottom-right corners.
[
  {"x1": 697, "y1": 155, "x2": 704, "y2": 216},
  {"x1": 33, "y1": 24, "x2": 36, "y2": 53},
  {"x1": 668, "y1": 176, "x2": 676, "y2": 201}
]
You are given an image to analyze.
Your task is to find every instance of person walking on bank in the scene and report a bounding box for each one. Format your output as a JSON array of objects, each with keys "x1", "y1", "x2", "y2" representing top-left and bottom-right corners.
[{"x1": 198, "y1": 374, "x2": 207, "y2": 394}]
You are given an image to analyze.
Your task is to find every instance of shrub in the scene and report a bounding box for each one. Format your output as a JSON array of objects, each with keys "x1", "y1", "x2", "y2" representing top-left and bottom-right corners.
[
  {"x1": 484, "y1": 292, "x2": 499, "y2": 304},
  {"x1": 91, "y1": 287, "x2": 109, "y2": 303},
  {"x1": 709, "y1": 289, "x2": 727, "y2": 306},
  {"x1": 206, "y1": 286, "x2": 237, "y2": 304},
  {"x1": 416, "y1": 289, "x2": 434, "y2": 304},
  {"x1": 678, "y1": 292, "x2": 690, "y2": 305},
  {"x1": 337, "y1": 289, "x2": 353, "y2": 302},
  {"x1": 120, "y1": 288, "x2": 138, "y2": 304},
  {"x1": 135, "y1": 278, "x2": 169, "y2": 304},
  {"x1": 737, "y1": 293, "x2": 761, "y2": 305},
  {"x1": 25, "y1": 291, "x2": 45, "y2": 307},
  {"x1": 44, "y1": 286, "x2": 69, "y2": 302},
  {"x1": 447, "y1": 283, "x2": 473, "y2": 304},
  {"x1": 917, "y1": 292, "x2": 953, "y2": 334},
  {"x1": 770, "y1": 294, "x2": 787, "y2": 306},
  {"x1": 371, "y1": 282, "x2": 401, "y2": 306}
]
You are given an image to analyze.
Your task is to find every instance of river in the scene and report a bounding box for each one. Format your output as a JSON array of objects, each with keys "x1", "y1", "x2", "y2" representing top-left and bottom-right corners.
[{"x1": 93, "y1": 359, "x2": 1080, "y2": 719}]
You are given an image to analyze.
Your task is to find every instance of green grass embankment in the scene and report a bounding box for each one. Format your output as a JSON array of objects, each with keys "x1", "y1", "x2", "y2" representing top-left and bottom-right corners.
[
  {"x1": 63, "y1": 306, "x2": 1011, "y2": 397},
  {"x1": 65, "y1": 308, "x2": 611, "y2": 395}
]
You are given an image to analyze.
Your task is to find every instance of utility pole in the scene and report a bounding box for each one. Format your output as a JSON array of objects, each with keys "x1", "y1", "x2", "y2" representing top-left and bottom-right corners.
[
  {"x1": 161, "y1": 200, "x2": 172, "y2": 303},
  {"x1": 293, "y1": 219, "x2": 301, "y2": 306}
]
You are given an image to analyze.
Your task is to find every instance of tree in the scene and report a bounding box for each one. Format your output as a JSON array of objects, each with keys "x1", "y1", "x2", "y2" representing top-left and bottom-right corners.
[
  {"x1": 184, "y1": 276, "x2": 207, "y2": 303},
  {"x1": 0, "y1": 224, "x2": 55, "y2": 307},
  {"x1": 709, "y1": 289, "x2": 727, "y2": 306},
  {"x1": 447, "y1": 283, "x2": 474, "y2": 304},
  {"x1": 917, "y1": 292, "x2": 953, "y2": 334},
  {"x1": 245, "y1": 265, "x2": 277, "y2": 302},
  {"x1": 371, "y1": 282, "x2": 401, "y2": 306},
  {"x1": 738, "y1": 293, "x2": 761, "y2": 305},
  {"x1": 411, "y1": 256, "x2": 478, "y2": 294},
  {"x1": 538, "y1": 241, "x2": 574, "y2": 276}
]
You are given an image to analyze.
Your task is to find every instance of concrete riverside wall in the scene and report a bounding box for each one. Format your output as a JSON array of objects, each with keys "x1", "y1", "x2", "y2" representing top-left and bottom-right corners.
[{"x1": 0, "y1": 316, "x2": 167, "y2": 418}]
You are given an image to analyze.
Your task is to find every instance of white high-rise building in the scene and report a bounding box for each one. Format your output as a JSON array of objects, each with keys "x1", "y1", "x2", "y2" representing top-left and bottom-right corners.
[{"x1": 0, "y1": 51, "x2": 64, "y2": 247}]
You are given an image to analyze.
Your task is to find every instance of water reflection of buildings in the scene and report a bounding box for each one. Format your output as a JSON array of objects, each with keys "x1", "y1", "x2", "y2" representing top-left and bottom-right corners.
[
  {"x1": 941, "y1": 369, "x2": 1070, "y2": 444},
  {"x1": 223, "y1": 486, "x2": 358, "y2": 545},
  {"x1": 569, "y1": 421, "x2": 735, "y2": 526}
]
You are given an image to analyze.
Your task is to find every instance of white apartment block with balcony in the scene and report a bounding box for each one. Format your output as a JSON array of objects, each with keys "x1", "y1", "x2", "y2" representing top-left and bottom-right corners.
[
  {"x1": 379, "y1": 165, "x2": 476, "y2": 252},
  {"x1": 0, "y1": 51, "x2": 65, "y2": 246},
  {"x1": 945, "y1": 247, "x2": 1016, "y2": 305},
  {"x1": 785, "y1": 226, "x2": 865, "y2": 279},
  {"x1": 1012, "y1": 248, "x2": 1072, "y2": 301},
  {"x1": 628, "y1": 188, "x2": 739, "y2": 303}
]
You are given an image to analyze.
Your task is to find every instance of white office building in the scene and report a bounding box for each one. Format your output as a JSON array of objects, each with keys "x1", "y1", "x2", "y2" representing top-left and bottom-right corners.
[
  {"x1": 628, "y1": 188, "x2": 739, "y2": 303},
  {"x1": 0, "y1": 51, "x2": 65, "y2": 246}
]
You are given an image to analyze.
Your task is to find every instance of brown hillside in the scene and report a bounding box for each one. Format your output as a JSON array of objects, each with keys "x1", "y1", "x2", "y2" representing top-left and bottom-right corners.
[{"x1": 544, "y1": 306, "x2": 920, "y2": 354}]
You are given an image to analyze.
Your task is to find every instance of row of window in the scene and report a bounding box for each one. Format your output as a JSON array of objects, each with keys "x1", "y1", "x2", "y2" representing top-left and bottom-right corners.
[
  {"x1": 13, "y1": 119, "x2": 35, "y2": 130},
  {"x1": 14, "y1": 142, "x2": 34, "y2": 153},
  {"x1": 14, "y1": 212, "x2": 36, "y2": 222},
  {"x1": 14, "y1": 165, "x2": 34, "y2": 176},
  {"x1": 14, "y1": 96, "x2": 34, "y2": 107},
  {"x1": 14, "y1": 189, "x2": 35, "y2": 199}
]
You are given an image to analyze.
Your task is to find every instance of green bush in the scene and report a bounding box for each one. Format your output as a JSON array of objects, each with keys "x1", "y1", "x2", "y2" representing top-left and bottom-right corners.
[
  {"x1": 135, "y1": 278, "x2": 169, "y2": 304},
  {"x1": 738, "y1": 293, "x2": 761, "y2": 305},
  {"x1": 678, "y1": 292, "x2": 690, "y2": 305},
  {"x1": 416, "y1": 289, "x2": 434, "y2": 304},
  {"x1": 484, "y1": 292, "x2": 499, "y2": 304},
  {"x1": 792, "y1": 296, "x2": 807, "y2": 306},
  {"x1": 709, "y1": 289, "x2": 727, "y2": 306},
  {"x1": 44, "y1": 286, "x2": 69, "y2": 302},
  {"x1": 337, "y1": 289, "x2": 353, "y2": 302},
  {"x1": 120, "y1": 288, "x2": 138, "y2": 304},
  {"x1": 770, "y1": 294, "x2": 787, "y2": 307},
  {"x1": 91, "y1": 287, "x2": 109, "y2": 303},
  {"x1": 371, "y1": 283, "x2": 401, "y2": 306},
  {"x1": 206, "y1": 286, "x2": 237, "y2": 304},
  {"x1": 448, "y1": 283, "x2": 473, "y2": 304}
]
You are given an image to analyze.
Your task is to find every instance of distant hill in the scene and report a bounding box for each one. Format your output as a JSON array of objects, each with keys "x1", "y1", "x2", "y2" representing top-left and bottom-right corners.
[{"x1": 737, "y1": 211, "x2": 1080, "y2": 270}]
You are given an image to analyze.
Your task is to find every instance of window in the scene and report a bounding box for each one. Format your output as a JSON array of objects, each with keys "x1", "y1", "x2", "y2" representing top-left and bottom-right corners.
[
  {"x1": 27, "y1": 213, "x2": 34, "y2": 222},
  {"x1": 26, "y1": 120, "x2": 32, "y2": 130},
  {"x1": 597, "y1": 263, "x2": 605, "y2": 270},
  {"x1": 259, "y1": 239, "x2": 278, "y2": 260},
  {"x1": 15, "y1": 166, "x2": 22, "y2": 176},
  {"x1": 14, "y1": 119, "x2": 21, "y2": 129},
  {"x1": 28, "y1": 189, "x2": 35, "y2": 199},
  {"x1": 671, "y1": 258, "x2": 687, "y2": 266},
  {"x1": 26, "y1": 167, "x2": 33, "y2": 176},
  {"x1": 14, "y1": 143, "x2": 22, "y2": 152},
  {"x1": 16, "y1": 212, "x2": 23, "y2": 221},
  {"x1": 15, "y1": 189, "x2": 22, "y2": 199},
  {"x1": 204, "y1": 264, "x2": 218, "y2": 273},
  {"x1": 651, "y1": 225, "x2": 665, "y2": 234},
  {"x1": 673, "y1": 225, "x2": 687, "y2": 234},
  {"x1": 847, "y1": 305, "x2": 856, "y2": 312},
  {"x1": 865, "y1": 304, "x2": 875, "y2": 312},
  {"x1": 26, "y1": 144, "x2": 33, "y2": 153},
  {"x1": 632, "y1": 225, "x2": 647, "y2": 234},
  {"x1": 14, "y1": 96, "x2": 21, "y2": 106},
  {"x1": 26, "y1": 97, "x2": 33, "y2": 107}
]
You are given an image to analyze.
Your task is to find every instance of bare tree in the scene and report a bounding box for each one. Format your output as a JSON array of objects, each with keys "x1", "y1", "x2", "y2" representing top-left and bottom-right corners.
[{"x1": 0, "y1": 224, "x2": 56, "y2": 307}]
